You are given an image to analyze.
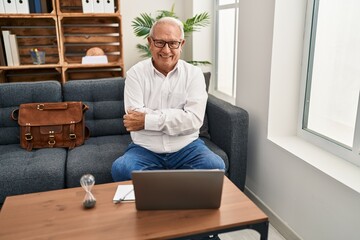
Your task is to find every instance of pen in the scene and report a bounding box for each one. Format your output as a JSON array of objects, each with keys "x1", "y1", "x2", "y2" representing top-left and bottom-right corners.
[{"x1": 113, "y1": 189, "x2": 133, "y2": 204}]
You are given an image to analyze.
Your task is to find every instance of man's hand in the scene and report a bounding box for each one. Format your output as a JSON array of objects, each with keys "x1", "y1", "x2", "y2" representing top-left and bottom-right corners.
[{"x1": 123, "y1": 110, "x2": 146, "y2": 132}]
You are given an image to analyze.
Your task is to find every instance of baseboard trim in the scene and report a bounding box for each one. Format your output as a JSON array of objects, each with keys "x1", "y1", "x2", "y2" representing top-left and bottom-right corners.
[{"x1": 244, "y1": 186, "x2": 303, "y2": 240}]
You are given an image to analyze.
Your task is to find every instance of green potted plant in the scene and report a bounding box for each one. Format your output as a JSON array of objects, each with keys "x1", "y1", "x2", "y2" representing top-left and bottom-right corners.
[{"x1": 131, "y1": 5, "x2": 211, "y2": 66}]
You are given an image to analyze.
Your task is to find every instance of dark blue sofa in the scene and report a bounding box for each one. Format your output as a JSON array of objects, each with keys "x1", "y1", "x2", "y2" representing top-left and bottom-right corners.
[{"x1": 0, "y1": 77, "x2": 249, "y2": 206}]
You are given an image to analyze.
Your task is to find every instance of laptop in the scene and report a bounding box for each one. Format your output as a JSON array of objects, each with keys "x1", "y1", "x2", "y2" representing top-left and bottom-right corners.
[{"x1": 131, "y1": 169, "x2": 225, "y2": 210}]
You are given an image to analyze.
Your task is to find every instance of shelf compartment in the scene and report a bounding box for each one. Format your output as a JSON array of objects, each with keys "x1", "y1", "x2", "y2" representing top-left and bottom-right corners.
[
  {"x1": 0, "y1": 0, "x2": 55, "y2": 15},
  {"x1": 0, "y1": 68, "x2": 61, "y2": 83},
  {"x1": 0, "y1": 17, "x2": 60, "y2": 66},
  {"x1": 59, "y1": 16, "x2": 123, "y2": 66},
  {"x1": 56, "y1": 0, "x2": 119, "y2": 14},
  {"x1": 64, "y1": 66, "x2": 122, "y2": 82}
]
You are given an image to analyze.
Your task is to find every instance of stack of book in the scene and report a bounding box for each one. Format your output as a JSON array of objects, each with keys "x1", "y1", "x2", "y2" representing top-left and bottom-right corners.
[
  {"x1": 82, "y1": 0, "x2": 115, "y2": 13},
  {"x1": 1, "y1": 31, "x2": 20, "y2": 66},
  {"x1": 0, "y1": 0, "x2": 52, "y2": 14}
]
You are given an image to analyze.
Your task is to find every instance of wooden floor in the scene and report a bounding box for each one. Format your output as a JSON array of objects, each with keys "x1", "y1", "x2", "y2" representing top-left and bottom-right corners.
[{"x1": 219, "y1": 224, "x2": 286, "y2": 240}]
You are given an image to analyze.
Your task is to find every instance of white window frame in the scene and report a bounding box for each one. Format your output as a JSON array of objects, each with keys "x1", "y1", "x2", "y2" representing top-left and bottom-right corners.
[
  {"x1": 268, "y1": 0, "x2": 360, "y2": 194},
  {"x1": 298, "y1": 0, "x2": 360, "y2": 167},
  {"x1": 211, "y1": 0, "x2": 239, "y2": 104}
]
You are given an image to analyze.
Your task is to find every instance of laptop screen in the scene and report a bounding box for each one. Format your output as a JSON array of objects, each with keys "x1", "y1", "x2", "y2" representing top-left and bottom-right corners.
[{"x1": 132, "y1": 169, "x2": 225, "y2": 210}]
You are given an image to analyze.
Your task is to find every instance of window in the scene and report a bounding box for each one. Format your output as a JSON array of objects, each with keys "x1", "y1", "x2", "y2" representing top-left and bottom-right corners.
[
  {"x1": 301, "y1": 0, "x2": 360, "y2": 166},
  {"x1": 214, "y1": 0, "x2": 239, "y2": 100}
]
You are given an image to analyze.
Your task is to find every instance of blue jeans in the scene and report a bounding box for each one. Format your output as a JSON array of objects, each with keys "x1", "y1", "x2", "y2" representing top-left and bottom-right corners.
[{"x1": 111, "y1": 139, "x2": 225, "y2": 182}]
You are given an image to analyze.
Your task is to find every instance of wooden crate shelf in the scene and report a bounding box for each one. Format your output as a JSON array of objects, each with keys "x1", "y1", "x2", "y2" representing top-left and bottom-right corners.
[
  {"x1": 59, "y1": 16, "x2": 123, "y2": 65},
  {"x1": 0, "y1": 17, "x2": 60, "y2": 66},
  {"x1": 0, "y1": 0, "x2": 123, "y2": 83}
]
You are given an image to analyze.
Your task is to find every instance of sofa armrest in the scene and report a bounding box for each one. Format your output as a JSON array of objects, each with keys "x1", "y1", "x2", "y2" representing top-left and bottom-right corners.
[{"x1": 206, "y1": 94, "x2": 249, "y2": 191}]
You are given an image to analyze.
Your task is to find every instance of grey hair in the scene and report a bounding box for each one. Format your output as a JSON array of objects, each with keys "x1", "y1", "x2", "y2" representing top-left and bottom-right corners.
[{"x1": 149, "y1": 17, "x2": 185, "y2": 39}]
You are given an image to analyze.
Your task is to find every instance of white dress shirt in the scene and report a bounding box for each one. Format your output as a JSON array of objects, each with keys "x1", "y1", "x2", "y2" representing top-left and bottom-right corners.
[{"x1": 124, "y1": 58, "x2": 208, "y2": 153}]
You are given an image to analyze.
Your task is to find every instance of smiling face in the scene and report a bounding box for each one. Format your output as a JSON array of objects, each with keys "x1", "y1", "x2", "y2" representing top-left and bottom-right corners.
[{"x1": 147, "y1": 21, "x2": 185, "y2": 76}]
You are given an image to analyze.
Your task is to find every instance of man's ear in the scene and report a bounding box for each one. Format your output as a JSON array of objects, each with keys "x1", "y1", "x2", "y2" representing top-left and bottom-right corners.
[
  {"x1": 181, "y1": 39, "x2": 186, "y2": 47},
  {"x1": 179, "y1": 39, "x2": 186, "y2": 53},
  {"x1": 147, "y1": 37, "x2": 152, "y2": 45}
]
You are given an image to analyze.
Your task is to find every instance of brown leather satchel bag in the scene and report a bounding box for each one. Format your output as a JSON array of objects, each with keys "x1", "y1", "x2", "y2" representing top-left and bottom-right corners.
[{"x1": 13, "y1": 102, "x2": 89, "y2": 151}]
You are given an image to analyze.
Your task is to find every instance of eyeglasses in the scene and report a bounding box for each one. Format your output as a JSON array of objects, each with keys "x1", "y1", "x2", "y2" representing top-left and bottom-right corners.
[{"x1": 151, "y1": 38, "x2": 182, "y2": 49}]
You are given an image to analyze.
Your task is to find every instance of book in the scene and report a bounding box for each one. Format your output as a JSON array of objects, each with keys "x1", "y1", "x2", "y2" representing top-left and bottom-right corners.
[
  {"x1": 18, "y1": 0, "x2": 51, "y2": 14},
  {"x1": 82, "y1": 55, "x2": 108, "y2": 64},
  {"x1": 40, "y1": 0, "x2": 47, "y2": 13},
  {"x1": 113, "y1": 185, "x2": 135, "y2": 203},
  {"x1": 28, "y1": 0, "x2": 35, "y2": 13},
  {"x1": 93, "y1": 0, "x2": 104, "y2": 13},
  {"x1": 9, "y1": 34, "x2": 20, "y2": 66},
  {"x1": 15, "y1": 0, "x2": 30, "y2": 13},
  {"x1": 4, "y1": 0, "x2": 17, "y2": 13},
  {"x1": 45, "y1": 0, "x2": 53, "y2": 13},
  {"x1": 2, "y1": 31, "x2": 13, "y2": 66},
  {"x1": 33, "y1": 0, "x2": 42, "y2": 13},
  {"x1": 103, "y1": 0, "x2": 114, "y2": 13},
  {"x1": 82, "y1": 0, "x2": 93, "y2": 13},
  {"x1": 0, "y1": 31, "x2": 7, "y2": 66},
  {"x1": 0, "y1": 1, "x2": 5, "y2": 13}
]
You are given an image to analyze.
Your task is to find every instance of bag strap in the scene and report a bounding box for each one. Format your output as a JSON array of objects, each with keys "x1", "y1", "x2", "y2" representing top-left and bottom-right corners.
[
  {"x1": 36, "y1": 103, "x2": 68, "y2": 110},
  {"x1": 83, "y1": 103, "x2": 89, "y2": 112},
  {"x1": 68, "y1": 104, "x2": 89, "y2": 149},
  {"x1": 85, "y1": 126, "x2": 90, "y2": 139},
  {"x1": 83, "y1": 103, "x2": 90, "y2": 140},
  {"x1": 25, "y1": 124, "x2": 33, "y2": 151},
  {"x1": 69, "y1": 121, "x2": 76, "y2": 149},
  {"x1": 48, "y1": 131, "x2": 56, "y2": 148},
  {"x1": 11, "y1": 108, "x2": 19, "y2": 121}
]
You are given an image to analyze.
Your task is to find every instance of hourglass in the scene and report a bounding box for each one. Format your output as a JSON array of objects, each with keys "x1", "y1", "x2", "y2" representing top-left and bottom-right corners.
[{"x1": 80, "y1": 174, "x2": 96, "y2": 209}]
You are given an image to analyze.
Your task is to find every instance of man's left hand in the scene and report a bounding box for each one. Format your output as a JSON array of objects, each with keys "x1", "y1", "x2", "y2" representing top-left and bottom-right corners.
[{"x1": 123, "y1": 110, "x2": 146, "y2": 132}]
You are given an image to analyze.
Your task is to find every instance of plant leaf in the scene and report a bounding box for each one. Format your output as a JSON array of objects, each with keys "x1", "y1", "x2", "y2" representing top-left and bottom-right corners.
[
  {"x1": 183, "y1": 12, "x2": 210, "y2": 36},
  {"x1": 136, "y1": 43, "x2": 152, "y2": 58},
  {"x1": 156, "y1": 4, "x2": 177, "y2": 20},
  {"x1": 156, "y1": 10, "x2": 177, "y2": 20},
  {"x1": 186, "y1": 60, "x2": 211, "y2": 66},
  {"x1": 132, "y1": 13, "x2": 155, "y2": 38}
]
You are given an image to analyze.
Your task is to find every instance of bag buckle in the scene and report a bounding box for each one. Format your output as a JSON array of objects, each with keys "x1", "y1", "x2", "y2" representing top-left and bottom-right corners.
[
  {"x1": 25, "y1": 133, "x2": 33, "y2": 141},
  {"x1": 69, "y1": 133, "x2": 76, "y2": 140},
  {"x1": 37, "y1": 104, "x2": 45, "y2": 110},
  {"x1": 48, "y1": 131, "x2": 55, "y2": 146}
]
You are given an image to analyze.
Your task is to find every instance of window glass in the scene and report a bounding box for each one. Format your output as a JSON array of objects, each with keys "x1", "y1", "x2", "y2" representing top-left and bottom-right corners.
[
  {"x1": 304, "y1": 0, "x2": 360, "y2": 149},
  {"x1": 218, "y1": 0, "x2": 236, "y2": 5},
  {"x1": 216, "y1": 8, "x2": 237, "y2": 96}
]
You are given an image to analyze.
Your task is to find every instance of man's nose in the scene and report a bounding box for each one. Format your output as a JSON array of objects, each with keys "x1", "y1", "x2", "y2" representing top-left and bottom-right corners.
[{"x1": 162, "y1": 43, "x2": 171, "y2": 51}]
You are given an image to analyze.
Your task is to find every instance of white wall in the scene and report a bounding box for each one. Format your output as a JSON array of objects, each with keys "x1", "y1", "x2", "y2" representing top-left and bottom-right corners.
[
  {"x1": 190, "y1": 0, "x2": 213, "y2": 74},
  {"x1": 122, "y1": 1, "x2": 360, "y2": 239},
  {"x1": 236, "y1": 0, "x2": 360, "y2": 240}
]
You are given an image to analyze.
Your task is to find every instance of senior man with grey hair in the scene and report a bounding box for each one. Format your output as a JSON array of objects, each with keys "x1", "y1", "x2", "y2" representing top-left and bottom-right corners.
[{"x1": 112, "y1": 16, "x2": 223, "y2": 240}]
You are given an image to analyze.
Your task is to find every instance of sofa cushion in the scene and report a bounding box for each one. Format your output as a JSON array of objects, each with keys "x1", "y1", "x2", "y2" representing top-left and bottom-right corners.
[
  {"x1": 0, "y1": 81, "x2": 62, "y2": 145},
  {"x1": 62, "y1": 78, "x2": 127, "y2": 137},
  {"x1": 0, "y1": 144, "x2": 66, "y2": 205},
  {"x1": 66, "y1": 135, "x2": 132, "y2": 188},
  {"x1": 199, "y1": 72, "x2": 211, "y2": 139}
]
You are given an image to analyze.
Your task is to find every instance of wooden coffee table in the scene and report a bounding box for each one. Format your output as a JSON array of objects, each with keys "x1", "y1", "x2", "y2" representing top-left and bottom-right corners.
[{"x1": 0, "y1": 177, "x2": 268, "y2": 240}]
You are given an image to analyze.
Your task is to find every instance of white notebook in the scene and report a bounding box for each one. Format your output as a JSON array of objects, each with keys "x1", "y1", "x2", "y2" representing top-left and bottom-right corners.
[{"x1": 113, "y1": 184, "x2": 135, "y2": 203}]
